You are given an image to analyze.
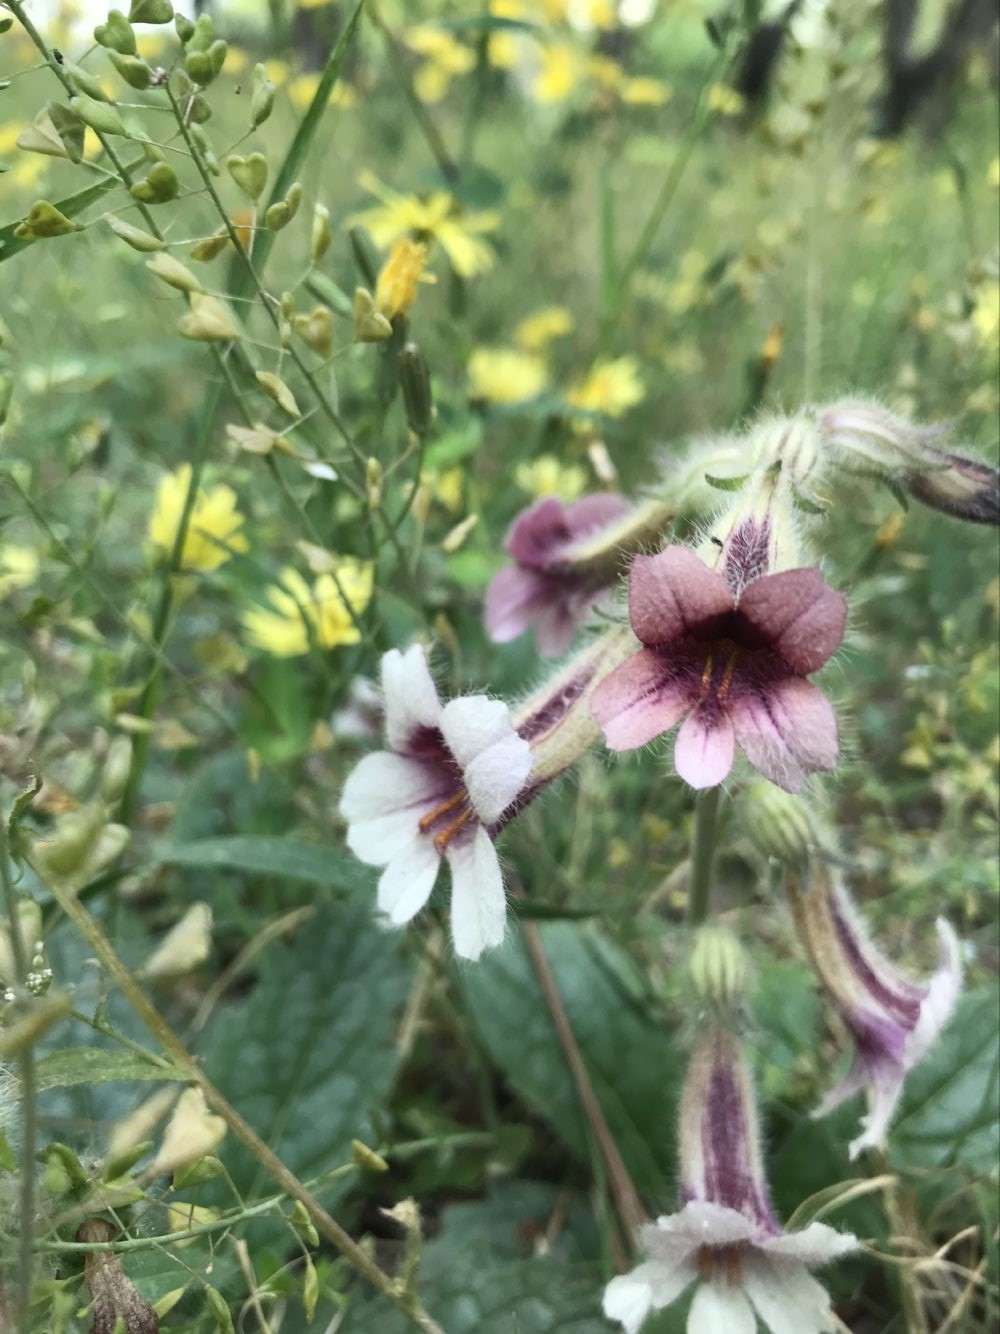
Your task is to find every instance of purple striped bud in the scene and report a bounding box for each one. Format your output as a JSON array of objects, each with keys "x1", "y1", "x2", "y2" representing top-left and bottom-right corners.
[
  {"x1": 791, "y1": 866, "x2": 962, "y2": 1158},
  {"x1": 603, "y1": 1023, "x2": 857, "y2": 1334}
]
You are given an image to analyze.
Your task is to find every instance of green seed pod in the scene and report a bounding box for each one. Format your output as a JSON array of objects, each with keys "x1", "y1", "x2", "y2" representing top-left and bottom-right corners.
[
  {"x1": 349, "y1": 224, "x2": 380, "y2": 287},
  {"x1": 264, "y1": 182, "x2": 301, "y2": 231},
  {"x1": 46, "y1": 101, "x2": 84, "y2": 163},
  {"x1": 108, "y1": 51, "x2": 152, "y2": 90},
  {"x1": 250, "y1": 63, "x2": 276, "y2": 129},
  {"x1": 69, "y1": 94, "x2": 128, "y2": 137},
  {"x1": 16, "y1": 111, "x2": 69, "y2": 158},
  {"x1": 128, "y1": 0, "x2": 173, "y2": 23},
  {"x1": 188, "y1": 93, "x2": 212, "y2": 124},
  {"x1": 0, "y1": 16, "x2": 13, "y2": 33},
  {"x1": 311, "y1": 202, "x2": 332, "y2": 263},
  {"x1": 176, "y1": 293, "x2": 240, "y2": 342},
  {"x1": 13, "y1": 200, "x2": 81, "y2": 240},
  {"x1": 64, "y1": 61, "x2": 112, "y2": 102},
  {"x1": 279, "y1": 291, "x2": 295, "y2": 348},
  {"x1": 146, "y1": 252, "x2": 203, "y2": 294},
  {"x1": 208, "y1": 39, "x2": 227, "y2": 76},
  {"x1": 184, "y1": 49, "x2": 214, "y2": 86},
  {"x1": 293, "y1": 305, "x2": 332, "y2": 358},
  {"x1": 399, "y1": 341, "x2": 434, "y2": 436},
  {"x1": 93, "y1": 10, "x2": 137, "y2": 55},
  {"x1": 129, "y1": 161, "x2": 179, "y2": 204},
  {"x1": 187, "y1": 13, "x2": 214, "y2": 51},
  {"x1": 189, "y1": 225, "x2": 231, "y2": 262},
  {"x1": 174, "y1": 12, "x2": 194, "y2": 42},
  {"x1": 226, "y1": 151, "x2": 268, "y2": 201},
  {"x1": 256, "y1": 371, "x2": 300, "y2": 418},
  {"x1": 105, "y1": 214, "x2": 163, "y2": 251}
]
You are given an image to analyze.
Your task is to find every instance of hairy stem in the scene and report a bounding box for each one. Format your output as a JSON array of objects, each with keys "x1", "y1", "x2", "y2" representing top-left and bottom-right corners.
[{"x1": 687, "y1": 785, "x2": 722, "y2": 926}]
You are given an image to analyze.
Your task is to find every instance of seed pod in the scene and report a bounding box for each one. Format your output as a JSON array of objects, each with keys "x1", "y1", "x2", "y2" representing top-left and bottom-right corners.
[
  {"x1": 226, "y1": 151, "x2": 268, "y2": 201},
  {"x1": 128, "y1": 0, "x2": 173, "y2": 23},
  {"x1": 130, "y1": 162, "x2": 179, "y2": 204},
  {"x1": 294, "y1": 305, "x2": 332, "y2": 358},
  {"x1": 250, "y1": 62, "x2": 275, "y2": 128},
  {"x1": 45, "y1": 101, "x2": 84, "y2": 163},
  {"x1": 187, "y1": 13, "x2": 214, "y2": 51},
  {"x1": 0, "y1": 372, "x2": 13, "y2": 426},
  {"x1": 256, "y1": 371, "x2": 300, "y2": 418},
  {"x1": 265, "y1": 181, "x2": 302, "y2": 231},
  {"x1": 399, "y1": 342, "x2": 434, "y2": 436},
  {"x1": 108, "y1": 51, "x2": 152, "y2": 90},
  {"x1": 69, "y1": 94, "x2": 128, "y2": 137},
  {"x1": 106, "y1": 215, "x2": 163, "y2": 252},
  {"x1": 64, "y1": 61, "x2": 111, "y2": 102},
  {"x1": 311, "y1": 202, "x2": 332, "y2": 263},
  {"x1": 94, "y1": 10, "x2": 137, "y2": 55},
  {"x1": 366, "y1": 457, "x2": 383, "y2": 509},
  {"x1": 189, "y1": 225, "x2": 230, "y2": 262},
  {"x1": 174, "y1": 12, "x2": 194, "y2": 42},
  {"x1": 176, "y1": 294, "x2": 240, "y2": 343},
  {"x1": 353, "y1": 288, "x2": 392, "y2": 343},
  {"x1": 145, "y1": 253, "x2": 203, "y2": 294},
  {"x1": 13, "y1": 200, "x2": 81, "y2": 240}
]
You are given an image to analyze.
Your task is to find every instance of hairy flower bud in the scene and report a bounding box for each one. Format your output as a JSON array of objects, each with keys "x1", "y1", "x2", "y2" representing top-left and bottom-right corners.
[
  {"x1": 741, "y1": 778, "x2": 820, "y2": 862},
  {"x1": 689, "y1": 925, "x2": 752, "y2": 1009}
]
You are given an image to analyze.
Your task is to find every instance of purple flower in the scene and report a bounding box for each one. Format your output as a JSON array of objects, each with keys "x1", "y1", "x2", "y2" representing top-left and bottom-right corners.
[
  {"x1": 338, "y1": 645, "x2": 532, "y2": 960},
  {"x1": 485, "y1": 493, "x2": 632, "y2": 656},
  {"x1": 590, "y1": 541, "x2": 847, "y2": 791},
  {"x1": 603, "y1": 1025, "x2": 858, "y2": 1334},
  {"x1": 793, "y1": 868, "x2": 962, "y2": 1158}
]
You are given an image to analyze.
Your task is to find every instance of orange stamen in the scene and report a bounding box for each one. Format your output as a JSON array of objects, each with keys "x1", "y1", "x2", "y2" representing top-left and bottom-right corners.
[
  {"x1": 418, "y1": 789, "x2": 466, "y2": 834},
  {"x1": 432, "y1": 806, "x2": 474, "y2": 852},
  {"x1": 716, "y1": 648, "x2": 740, "y2": 703}
]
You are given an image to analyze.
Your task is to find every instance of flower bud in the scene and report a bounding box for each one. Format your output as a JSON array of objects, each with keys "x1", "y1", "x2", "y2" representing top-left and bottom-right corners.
[
  {"x1": 366, "y1": 457, "x2": 383, "y2": 509},
  {"x1": 399, "y1": 342, "x2": 434, "y2": 436},
  {"x1": 145, "y1": 252, "x2": 203, "y2": 294},
  {"x1": 94, "y1": 11, "x2": 137, "y2": 55},
  {"x1": 226, "y1": 151, "x2": 267, "y2": 201},
  {"x1": 250, "y1": 62, "x2": 276, "y2": 128},
  {"x1": 311, "y1": 202, "x2": 332, "y2": 263},
  {"x1": 741, "y1": 778, "x2": 819, "y2": 862},
  {"x1": 352, "y1": 1138, "x2": 389, "y2": 1172},
  {"x1": 688, "y1": 925, "x2": 752, "y2": 1009}
]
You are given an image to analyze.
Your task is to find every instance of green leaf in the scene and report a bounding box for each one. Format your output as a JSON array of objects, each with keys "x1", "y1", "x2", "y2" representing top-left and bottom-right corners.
[
  {"x1": 229, "y1": 0, "x2": 365, "y2": 299},
  {"x1": 461, "y1": 922, "x2": 681, "y2": 1197},
  {"x1": 202, "y1": 897, "x2": 412, "y2": 1194},
  {"x1": 892, "y1": 988, "x2": 1000, "y2": 1173},
  {"x1": 35, "y1": 1046, "x2": 185, "y2": 1092},
  {"x1": 156, "y1": 836, "x2": 374, "y2": 894}
]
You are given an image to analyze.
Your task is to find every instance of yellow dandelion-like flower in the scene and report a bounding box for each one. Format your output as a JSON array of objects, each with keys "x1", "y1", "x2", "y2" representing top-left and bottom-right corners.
[
  {"x1": 242, "y1": 562, "x2": 373, "y2": 657},
  {"x1": 620, "y1": 77, "x2": 672, "y2": 106},
  {"x1": 972, "y1": 280, "x2": 1000, "y2": 349},
  {"x1": 468, "y1": 347, "x2": 548, "y2": 404},
  {"x1": 352, "y1": 172, "x2": 499, "y2": 278},
  {"x1": 534, "y1": 44, "x2": 581, "y2": 103},
  {"x1": 405, "y1": 26, "x2": 476, "y2": 103},
  {"x1": 515, "y1": 454, "x2": 587, "y2": 502},
  {"x1": 374, "y1": 238, "x2": 436, "y2": 320},
  {"x1": 514, "y1": 305, "x2": 574, "y2": 351},
  {"x1": 148, "y1": 464, "x2": 249, "y2": 573},
  {"x1": 568, "y1": 356, "x2": 644, "y2": 418},
  {"x1": 223, "y1": 45, "x2": 252, "y2": 76},
  {"x1": 0, "y1": 544, "x2": 40, "y2": 599}
]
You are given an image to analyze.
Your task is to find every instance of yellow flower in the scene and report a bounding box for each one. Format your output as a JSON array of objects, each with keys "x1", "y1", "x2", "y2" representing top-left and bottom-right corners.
[
  {"x1": 0, "y1": 544, "x2": 40, "y2": 599},
  {"x1": 288, "y1": 71, "x2": 320, "y2": 110},
  {"x1": 587, "y1": 0, "x2": 616, "y2": 27},
  {"x1": 430, "y1": 467, "x2": 465, "y2": 512},
  {"x1": 468, "y1": 348, "x2": 547, "y2": 404},
  {"x1": 405, "y1": 26, "x2": 476, "y2": 103},
  {"x1": 148, "y1": 464, "x2": 249, "y2": 572},
  {"x1": 621, "y1": 77, "x2": 672, "y2": 106},
  {"x1": 223, "y1": 45, "x2": 252, "y2": 76},
  {"x1": 242, "y1": 562, "x2": 373, "y2": 657},
  {"x1": 352, "y1": 172, "x2": 499, "y2": 278},
  {"x1": 989, "y1": 157, "x2": 1000, "y2": 188},
  {"x1": 707, "y1": 83, "x2": 744, "y2": 116},
  {"x1": 568, "y1": 356, "x2": 644, "y2": 417},
  {"x1": 534, "y1": 44, "x2": 581, "y2": 103},
  {"x1": 374, "y1": 239, "x2": 436, "y2": 320},
  {"x1": 514, "y1": 305, "x2": 574, "y2": 351},
  {"x1": 515, "y1": 454, "x2": 587, "y2": 502},
  {"x1": 0, "y1": 124, "x2": 22, "y2": 156}
]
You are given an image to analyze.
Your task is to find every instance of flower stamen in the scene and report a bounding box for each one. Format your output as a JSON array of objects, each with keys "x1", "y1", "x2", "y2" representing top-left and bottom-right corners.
[
  {"x1": 418, "y1": 789, "x2": 466, "y2": 833},
  {"x1": 431, "y1": 805, "x2": 474, "y2": 852}
]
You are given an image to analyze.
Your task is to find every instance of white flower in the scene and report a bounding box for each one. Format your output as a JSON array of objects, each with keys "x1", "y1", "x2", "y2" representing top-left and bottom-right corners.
[
  {"x1": 793, "y1": 866, "x2": 962, "y2": 1158},
  {"x1": 603, "y1": 1024, "x2": 858, "y2": 1334},
  {"x1": 338, "y1": 645, "x2": 532, "y2": 960}
]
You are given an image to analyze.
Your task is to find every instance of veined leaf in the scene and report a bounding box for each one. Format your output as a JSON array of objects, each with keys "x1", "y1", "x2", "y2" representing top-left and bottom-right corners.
[
  {"x1": 35, "y1": 1046, "x2": 185, "y2": 1092},
  {"x1": 155, "y1": 835, "x2": 373, "y2": 894}
]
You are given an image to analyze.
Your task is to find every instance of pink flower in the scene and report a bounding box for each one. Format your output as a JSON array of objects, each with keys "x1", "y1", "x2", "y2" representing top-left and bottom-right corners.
[
  {"x1": 590, "y1": 541, "x2": 847, "y2": 791},
  {"x1": 485, "y1": 493, "x2": 632, "y2": 656},
  {"x1": 338, "y1": 645, "x2": 532, "y2": 960},
  {"x1": 793, "y1": 869, "x2": 962, "y2": 1158},
  {"x1": 603, "y1": 1025, "x2": 858, "y2": 1334}
]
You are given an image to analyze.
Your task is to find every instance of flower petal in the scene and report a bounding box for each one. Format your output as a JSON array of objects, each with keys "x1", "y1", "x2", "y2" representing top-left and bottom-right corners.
[
  {"x1": 603, "y1": 1257, "x2": 695, "y2": 1334},
  {"x1": 760, "y1": 1223, "x2": 859, "y2": 1268},
  {"x1": 446, "y1": 825, "x2": 507, "y2": 960},
  {"x1": 644, "y1": 1202, "x2": 756, "y2": 1259},
  {"x1": 382, "y1": 645, "x2": 442, "y2": 753},
  {"x1": 345, "y1": 807, "x2": 424, "y2": 868},
  {"x1": 484, "y1": 566, "x2": 553, "y2": 644},
  {"x1": 674, "y1": 709, "x2": 735, "y2": 788},
  {"x1": 628, "y1": 547, "x2": 734, "y2": 646},
  {"x1": 339, "y1": 751, "x2": 437, "y2": 824},
  {"x1": 505, "y1": 496, "x2": 572, "y2": 567},
  {"x1": 376, "y1": 839, "x2": 440, "y2": 925},
  {"x1": 440, "y1": 697, "x2": 531, "y2": 822},
  {"x1": 732, "y1": 679, "x2": 838, "y2": 793},
  {"x1": 904, "y1": 917, "x2": 962, "y2": 1068},
  {"x1": 687, "y1": 1278, "x2": 756, "y2": 1334},
  {"x1": 564, "y1": 492, "x2": 632, "y2": 540},
  {"x1": 743, "y1": 1253, "x2": 841, "y2": 1334},
  {"x1": 591, "y1": 648, "x2": 691, "y2": 751},
  {"x1": 738, "y1": 568, "x2": 846, "y2": 674}
]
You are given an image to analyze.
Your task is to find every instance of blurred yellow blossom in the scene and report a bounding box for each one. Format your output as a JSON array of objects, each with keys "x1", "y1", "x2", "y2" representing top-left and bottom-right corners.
[
  {"x1": 374, "y1": 239, "x2": 436, "y2": 320},
  {"x1": 568, "y1": 356, "x2": 644, "y2": 417},
  {"x1": 353, "y1": 172, "x2": 499, "y2": 278},
  {"x1": 514, "y1": 305, "x2": 574, "y2": 350},
  {"x1": 405, "y1": 26, "x2": 476, "y2": 103},
  {"x1": 515, "y1": 454, "x2": 587, "y2": 501},
  {"x1": 468, "y1": 348, "x2": 547, "y2": 403},
  {"x1": 223, "y1": 45, "x2": 252, "y2": 76},
  {"x1": 707, "y1": 83, "x2": 744, "y2": 116},
  {"x1": 243, "y1": 562, "x2": 373, "y2": 657},
  {"x1": 621, "y1": 77, "x2": 672, "y2": 106},
  {"x1": 148, "y1": 465, "x2": 249, "y2": 572},
  {"x1": 989, "y1": 157, "x2": 1000, "y2": 188},
  {"x1": 429, "y1": 467, "x2": 465, "y2": 512},
  {"x1": 0, "y1": 545, "x2": 40, "y2": 599},
  {"x1": 972, "y1": 280, "x2": 999, "y2": 349},
  {"x1": 534, "y1": 44, "x2": 581, "y2": 103},
  {"x1": 587, "y1": 0, "x2": 616, "y2": 27}
]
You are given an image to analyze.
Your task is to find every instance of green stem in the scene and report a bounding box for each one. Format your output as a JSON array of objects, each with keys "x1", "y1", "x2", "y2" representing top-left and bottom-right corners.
[
  {"x1": 0, "y1": 818, "x2": 35, "y2": 1334},
  {"x1": 687, "y1": 785, "x2": 722, "y2": 926},
  {"x1": 31, "y1": 860, "x2": 446, "y2": 1334}
]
